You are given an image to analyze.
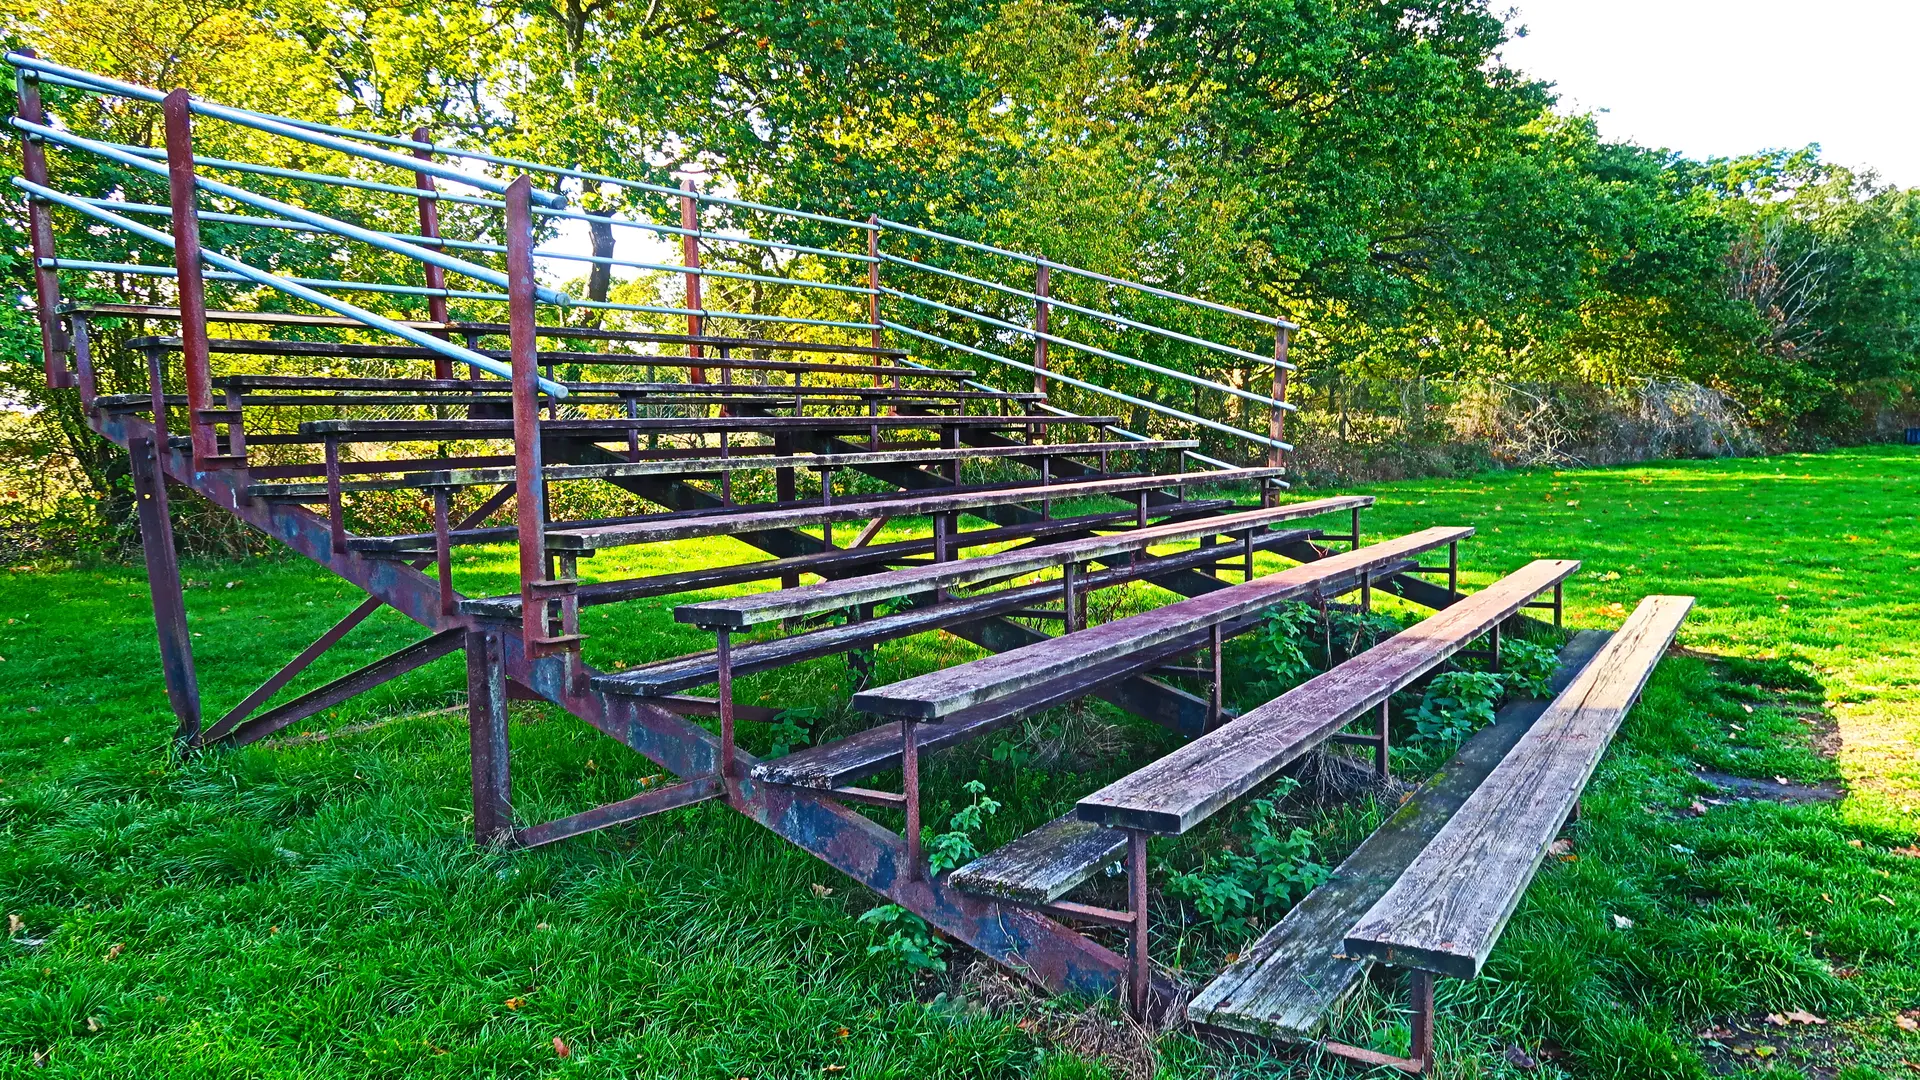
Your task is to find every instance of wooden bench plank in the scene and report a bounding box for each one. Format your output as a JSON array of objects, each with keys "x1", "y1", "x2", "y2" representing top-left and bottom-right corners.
[
  {"x1": 85, "y1": 305, "x2": 915, "y2": 358},
  {"x1": 548, "y1": 468, "x2": 1285, "y2": 551},
  {"x1": 344, "y1": 474, "x2": 1221, "y2": 556},
  {"x1": 592, "y1": 527, "x2": 1321, "y2": 697},
  {"x1": 1188, "y1": 631, "x2": 1612, "y2": 1040},
  {"x1": 1342, "y1": 595, "x2": 1692, "y2": 979},
  {"x1": 1074, "y1": 558, "x2": 1580, "y2": 835},
  {"x1": 244, "y1": 440, "x2": 1191, "y2": 500},
  {"x1": 853, "y1": 527, "x2": 1472, "y2": 722},
  {"x1": 298, "y1": 414, "x2": 1123, "y2": 439},
  {"x1": 677, "y1": 495, "x2": 1372, "y2": 628},
  {"x1": 458, "y1": 505, "x2": 1227, "y2": 618},
  {"x1": 949, "y1": 816, "x2": 1128, "y2": 904}
]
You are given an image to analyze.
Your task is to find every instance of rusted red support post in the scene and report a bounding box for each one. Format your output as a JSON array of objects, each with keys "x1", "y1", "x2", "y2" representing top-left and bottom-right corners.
[
  {"x1": 70, "y1": 316, "x2": 97, "y2": 405},
  {"x1": 506, "y1": 176, "x2": 562, "y2": 654},
  {"x1": 867, "y1": 215, "x2": 883, "y2": 357},
  {"x1": 1375, "y1": 699, "x2": 1391, "y2": 779},
  {"x1": 680, "y1": 176, "x2": 706, "y2": 384},
  {"x1": 901, "y1": 717, "x2": 921, "y2": 880},
  {"x1": 1268, "y1": 325, "x2": 1290, "y2": 477},
  {"x1": 162, "y1": 89, "x2": 217, "y2": 471},
  {"x1": 410, "y1": 127, "x2": 455, "y2": 379},
  {"x1": 433, "y1": 486, "x2": 456, "y2": 618},
  {"x1": 130, "y1": 435, "x2": 202, "y2": 751},
  {"x1": 1409, "y1": 970, "x2": 1436, "y2": 1071},
  {"x1": 1033, "y1": 260, "x2": 1051, "y2": 397},
  {"x1": 1126, "y1": 828, "x2": 1150, "y2": 1018},
  {"x1": 715, "y1": 628, "x2": 736, "y2": 780},
  {"x1": 15, "y1": 52, "x2": 71, "y2": 389},
  {"x1": 466, "y1": 629, "x2": 513, "y2": 845}
]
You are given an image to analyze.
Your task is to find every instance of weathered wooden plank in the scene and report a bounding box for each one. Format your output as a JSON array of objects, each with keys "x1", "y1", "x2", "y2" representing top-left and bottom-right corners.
[
  {"x1": 1188, "y1": 631, "x2": 1612, "y2": 1040},
  {"x1": 950, "y1": 815, "x2": 1128, "y2": 904},
  {"x1": 245, "y1": 440, "x2": 1186, "y2": 500},
  {"x1": 1074, "y1": 558, "x2": 1579, "y2": 835},
  {"x1": 404, "y1": 439, "x2": 1198, "y2": 490},
  {"x1": 550, "y1": 468, "x2": 1285, "y2": 551},
  {"x1": 345, "y1": 473, "x2": 1227, "y2": 556},
  {"x1": 458, "y1": 505, "x2": 1225, "y2": 618},
  {"x1": 752, "y1": 623, "x2": 1230, "y2": 788},
  {"x1": 1343, "y1": 596, "x2": 1692, "y2": 979},
  {"x1": 592, "y1": 528, "x2": 1322, "y2": 696},
  {"x1": 298, "y1": 414, "x2": 1122, "y2": 439},
  {"x1": 854, "y1": 527, "x2": 1474, "y2": 722},
  {"x1": 677, "y1": 495, "x2": 1373, "y2": 628},
  {"x1": 93, "y1": 305, "x2": 915, "y2": 358}
]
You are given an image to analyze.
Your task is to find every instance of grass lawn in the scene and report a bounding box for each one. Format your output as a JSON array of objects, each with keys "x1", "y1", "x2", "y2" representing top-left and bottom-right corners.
[{"x1": 1, "y1": 444, "x2": 1917, "y2": 1078}]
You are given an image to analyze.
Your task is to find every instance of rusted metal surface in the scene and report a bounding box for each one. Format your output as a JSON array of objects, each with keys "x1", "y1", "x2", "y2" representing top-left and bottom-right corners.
[
  {"x1": 162, "y1": 89, "x2": 217, "y2": 469},
  {"x1": 409, "y1": 126, "x2": 453, "y2": 378},
  {"x1": 467, "y1": 629, "x2": 513, "y2": 845},
  {"x1": 515, "y1": 774, "x2": 723, "y2": 849},
  {"x1": 15, "y1": 52, "x2": 70, "y2": 387},
  {"x1": 210, "y1": 627, "x2": 465, "y2": 746},
  {"x1": 128, "y1": 436, "x2": 201, "y2": 749}
]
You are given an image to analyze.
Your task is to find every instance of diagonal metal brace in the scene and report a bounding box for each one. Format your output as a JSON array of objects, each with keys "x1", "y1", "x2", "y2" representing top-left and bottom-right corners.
[{"x1": 206, "y1": 627, "x2": 466, "y2": 746}]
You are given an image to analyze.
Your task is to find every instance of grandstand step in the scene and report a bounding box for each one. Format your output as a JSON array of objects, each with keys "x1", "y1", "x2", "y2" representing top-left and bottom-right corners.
[
  {"x1": 1075, "y1": 557, "x2": 1581, "y2": 837},
  {"x1": 751, "y1": 628, "x2": 1218, "y2": 790},
  {"x1": 1186, "y1": 631, "x2": 1611, "y2": 1041},
  {"x1": 457, "y1": 504, "x2": 1232, "y2": 618},
  {"x1": 675, "y1": 495, "x2": 1371, "y2": 629},
  {"x1": 853, "y1": 527, "x2": 1469, "y2": 723},
  {"x1": 949, "y1": 815, "x2": 1127, "y2": 904},
  {"x1": 548, "y1": 469, "x2": 1283, "y2": 551}
]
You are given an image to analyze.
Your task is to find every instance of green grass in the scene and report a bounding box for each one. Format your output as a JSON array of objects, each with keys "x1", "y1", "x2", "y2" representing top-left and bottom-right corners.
[{"x1": 3, "y1": 446, "x2": 1919, "y2": 1077}]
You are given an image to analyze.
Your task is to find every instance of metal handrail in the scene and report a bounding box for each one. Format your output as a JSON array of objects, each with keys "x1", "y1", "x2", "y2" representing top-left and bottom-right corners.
[
  {"x1": 877, "y1": 217, "x2": 1295, "y2": 331},
  {"x1": 884, "y1": 320, "x2": 1286, "y2": 451},
  {"x1": 14, "y1": 50, "x2": 1292, "y2": 460},
  {"x1": 882, "y1": 286, "x2": 1294, "y2": 414},
  {"x1": 17, "y1": 178, "x2": 568, "y2": 396}
]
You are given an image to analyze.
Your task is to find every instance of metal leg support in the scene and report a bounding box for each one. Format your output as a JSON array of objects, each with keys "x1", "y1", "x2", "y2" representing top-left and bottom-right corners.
[
  {"x1": 130, "y1": 435, "x2": 202, "y2": 751},
  {"x1": 466, "y1": 629, "x2": 513, "y2": 845}
]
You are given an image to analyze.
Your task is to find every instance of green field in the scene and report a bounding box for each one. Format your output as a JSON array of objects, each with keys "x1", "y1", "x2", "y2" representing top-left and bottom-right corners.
[{"x1": 1, "y1": 446, "x2": 1917, "y2": 1078}]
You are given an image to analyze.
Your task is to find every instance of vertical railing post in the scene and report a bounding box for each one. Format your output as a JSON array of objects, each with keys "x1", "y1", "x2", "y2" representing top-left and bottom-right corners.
[
  {"x1": 130, "y1": 435, "x2": 202, "y2": 752},
  {"x1": 410, "y1": 126, "x2": 455, "y2": 379},
  {"x1": 15, "y1": 52, "x2": 71, "y2": 389},
  {"x1": 162, "y1": 89, "x2": 217, "y2": 470},
  {"x1": 506, "y1": 176, "x2": 556, "y2": 654},
  {"x1": 466, "y1": 629, "x2": 513, "y2": 845},
  {"x1": 1126, "y1": 828, "x2": 1150, "y2": 1018},
  {"x1": 867, "y1": 216, "x2": 883, "y2": 352},
  {"x1": 1033, "y1": 260, "x2": 1051, "y2": 398},
  {"x1": 1268, "y1": 324, "x2": 1291, "y2": 474},
  {"x1": 680, "y1": 176, "x2": 706, "y2": 383}
]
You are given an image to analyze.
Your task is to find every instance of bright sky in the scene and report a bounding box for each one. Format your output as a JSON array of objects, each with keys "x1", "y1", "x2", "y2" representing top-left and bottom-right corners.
[{"x1": 1497, "y1": 0, "x2": 1920, "y2": 188}]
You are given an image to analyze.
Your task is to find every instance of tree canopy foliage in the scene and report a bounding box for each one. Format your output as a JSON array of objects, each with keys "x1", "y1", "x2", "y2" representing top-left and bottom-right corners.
[{"x1": 1, "y1": 0, "x2": 1917, "y2": 541}]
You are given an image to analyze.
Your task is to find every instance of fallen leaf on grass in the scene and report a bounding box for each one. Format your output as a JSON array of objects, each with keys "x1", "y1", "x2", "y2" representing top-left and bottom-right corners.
[
  {"x1": 505, "y1": 997, "x2": 525, "y2": 1010},
  {"x1": 835, "y1": 1026, "x2": 850, "y2": 1038},
  {"x1": 1752, "y1": 1045, "x2": 1777, "y2": 1058},
  {"x1": 1877, "y1": 894, "x2": 1897, "y2": 906},
  {"x1": 7, "y1": 914, "x2": 20, "y2": 935},
  {"x1": 1892, "y1": 845, "x2": 1920, "y2": 858},
  {"x1": 1895, "y1": 1009, "x2": 1920, "y2": 1032},
  {"x1": 104, "y1": 943, "x2": 122, "y2": 961},
  {"x1": 1766, "y1": 1010, "x2": 1826, "y2": 1026},
  {"x1": 1611, "y1": 914, "x2": 1634, "y2": 930},
  {"x1": 1548, "y1": 838, "x2": 1574, "y2": 859},
  {"x1": 552, "y1": 1036, "x2": 570, "y2": 1059},
  {"x1": 824, "y1": 1066, "x2": 846, "y2": 1074},
  {"x1": 811, "y1": 883, "x2": 833, "y2": 898},
  {"x1": 85, "y1": 1017, "x2": 100, "y2": 1033},
  {"x1": 1848, "y1": 839, "x2": 1864, "y2": 848},
  {"x1": 1821, "y1": 893, "x2": 1832, "y2": 904},
  {"x1": 1503, "y1": 1044, "x2": 1539, "y2": 1070},
  {"x1": 32, "y1": 1049, "x2": 46, "y2": 1067}
]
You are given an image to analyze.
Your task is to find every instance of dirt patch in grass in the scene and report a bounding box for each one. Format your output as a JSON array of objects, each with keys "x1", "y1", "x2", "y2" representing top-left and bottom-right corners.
[
  {"x1": 1694, "y1": 769, "x2": 1847, "y2": 804},
  {"x1": 957, "y1": 959, "x2": 1160, "y2": 1080},
  {"x1": 1698, "y1": 1014, "x2": 1848, "y2": 1079}
]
